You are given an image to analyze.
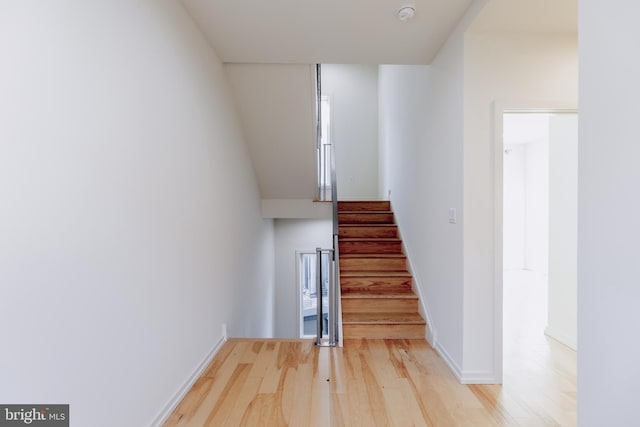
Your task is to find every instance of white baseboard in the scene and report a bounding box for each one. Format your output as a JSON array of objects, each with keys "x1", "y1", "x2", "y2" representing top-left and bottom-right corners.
[
  {"x1": 459, "y1": 371, "x2": 500, "y2": 384},
  {"x1": 545, "y1": 326, "x2": 577, "y2": 351},
  {"x1": 434, "y1": 343, "x2": 500, "y2": 384},
  {"x1": 150, "y1": 335, "x2": 227, "y2": 427},
  {"x1": 433, "y1": 342, "x2": 463, "y2": 381}
]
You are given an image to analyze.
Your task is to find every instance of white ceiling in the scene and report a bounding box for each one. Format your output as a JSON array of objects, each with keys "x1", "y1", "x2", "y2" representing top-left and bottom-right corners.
[
  {"x1": 182, "y1": 0, "x2": 473, "y2": 64},
  {"x1": 181, "y1": 0, "x2": 577, "y2": 65}
]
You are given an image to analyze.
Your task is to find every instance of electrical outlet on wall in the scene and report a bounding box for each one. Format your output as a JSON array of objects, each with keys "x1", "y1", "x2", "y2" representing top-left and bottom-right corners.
[{"x1": 448, "y1": 208, "x2": 457, "y2": 224}]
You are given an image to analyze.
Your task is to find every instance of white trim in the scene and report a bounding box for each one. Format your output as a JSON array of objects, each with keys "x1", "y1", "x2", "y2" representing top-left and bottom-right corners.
[
  {"x1": 296, "y1": 249, "x2": 325, "y2": 339},
  {"x1": 296, "y1": 250, "x2": 305, "y2": 339},
  {"x1": 149, "y1": 335, "x2": 227, "y2": 427},
  {"x1": 433, "y1": 342, "x2": 463, "y2": 381},
  {"x1": 459, "y1": 371, "x2": 500, "y2": 384},
  {"x1": 491, "y1": 101, "x2": 505, "y2": 385},
  {"x1": 545, "y1": 326, "x2": 577, "y2": 351}
]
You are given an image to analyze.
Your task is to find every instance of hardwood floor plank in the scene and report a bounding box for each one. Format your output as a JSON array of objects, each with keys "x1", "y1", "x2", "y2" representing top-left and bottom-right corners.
[
  {"x1": 221, "y1": 376, "x2": 263, "y2": 427},
  {"x1": 166, "y1": 342, "x2": 252, "y2": 426},
  {"x1": 164, "y1": 337, "x2": 575, "y2": 427},
  {"x1": 203, "y1": 363, "x2": 252, "y2": 426},
  {"x1": 288, "y1": 357, "x2": 314, "y2": 426}
]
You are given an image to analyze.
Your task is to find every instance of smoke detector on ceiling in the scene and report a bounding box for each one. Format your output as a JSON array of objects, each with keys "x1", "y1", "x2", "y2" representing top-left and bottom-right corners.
[{"x1": 397, "y1": 5, "x2": 416, "y2": 22}]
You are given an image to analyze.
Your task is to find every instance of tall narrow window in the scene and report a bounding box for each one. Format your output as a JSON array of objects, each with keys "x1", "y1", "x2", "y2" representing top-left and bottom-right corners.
[{"x1": 318, "y1": 96, "x2": 332, "y2": 200}]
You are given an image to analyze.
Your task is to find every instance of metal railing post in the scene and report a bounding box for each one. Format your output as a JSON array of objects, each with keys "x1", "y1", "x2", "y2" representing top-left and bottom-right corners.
[
  {"x1": 315, "y1": 248, "x2": 324, "y2": 346},
  {"x1": 316, "y1": 247, "x2": 337, "y2": 347}
]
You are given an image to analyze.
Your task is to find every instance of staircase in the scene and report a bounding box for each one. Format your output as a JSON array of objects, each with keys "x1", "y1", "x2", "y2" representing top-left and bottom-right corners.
[{"x1": 338, "y1": 201, "x2": 426, "y2": 339}]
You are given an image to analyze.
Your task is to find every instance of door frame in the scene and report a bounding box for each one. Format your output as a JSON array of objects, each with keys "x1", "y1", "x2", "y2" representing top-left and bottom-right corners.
[
  {"x1": 296, "y1": 250, "x2": 316, "y2": 338},
  {"x1": 492, "y1": 100, "x2": 578, "y2": 383}
]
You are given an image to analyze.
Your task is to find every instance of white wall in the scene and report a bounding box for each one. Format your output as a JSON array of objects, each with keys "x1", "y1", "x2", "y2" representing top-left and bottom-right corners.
[
  {"x1": 503, "y1": 113, "x2": 550, "y2": 275},
  {"x1": 463, "y1": 31, "x2": 578, "y2": 380},
  {"x1": 525, "y1": 136, "x2": 550, "y2": 274},
  {"x1": 503, "y1": 139, "x2": 550, "y2": 273},
  {"x1": 273, "y1": 220, "x2": 332, "y2": 338},
  {"x1": 503, "y1": 144, "x2": 526, "y2": 269},
  {"x1": 378, "y1": 22, "x2": 469, "y2": 376},
  {"x1": 225, "y1": 63, "x2": 317, "y2": 200},
  {"x1": 547, "y1": 114, "x2": 578, "y2": 350},
  {"x1": 322, "y1": 64, "x2": 379, "y2": 200},
  {"x1": 377, "y1": 1, "x2": 490, "y2": 380},
  {"x1": 579, "y1": 3, "x2": 640, "y2": 425},
  {"x1": 0, "y1": 2, "x2": 274, "y2": 426}
]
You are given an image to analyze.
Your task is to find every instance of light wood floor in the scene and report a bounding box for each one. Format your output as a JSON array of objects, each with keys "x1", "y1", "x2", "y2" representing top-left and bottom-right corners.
[
  {"x1": 165, "y1": 271, "x2": 576, "y2": 426},
  {"x1": 164, "y1": 338, "x2": 575, "y2": 426}
]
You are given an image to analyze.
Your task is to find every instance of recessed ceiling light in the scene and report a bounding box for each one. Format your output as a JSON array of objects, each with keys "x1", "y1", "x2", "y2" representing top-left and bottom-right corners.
[{"x1": 397, "y1": 5, "x2": 416, "y2": 22}]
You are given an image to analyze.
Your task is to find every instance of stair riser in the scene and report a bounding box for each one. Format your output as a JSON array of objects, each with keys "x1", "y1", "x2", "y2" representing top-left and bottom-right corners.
[
  {"x1": 342, "y1": 324, "x2": 425, "y2": 339},
  {"x1": 338, "y1": 201, "x2": 391, "y2": 212},
  {"x1": 338, "y1": 213, "x2": 394, "y2": 224},
  {"x1": 339, "y1": 241, "x2": 402, "y2": 254},
  {"x1": 341, "y1": 277, "x2": 412, "y2": 293},
  {"x1": 339, "y1": 226, "x2": 398, "y2": 239},
  {"x1": 341, "y1": 298, "x2": 418, "y2": 313},
  {"x1": 340, "y1": 258, "x2": 407, "y2": 272}
]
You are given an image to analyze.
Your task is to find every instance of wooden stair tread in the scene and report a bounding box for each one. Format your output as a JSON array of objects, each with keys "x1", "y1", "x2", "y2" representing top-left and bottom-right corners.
[
  {"x1": 340, "y1": 224, "x2": 397, "y2": 227},
  {"x1": 340, "y1": 271, "x2": 412, "y2": 277},
  {"x1": 342, "y1": 312, "x2": 425, "y2": 325},
  {"x1": 339, "y1": 238, "x2": 403, "y2": 254},
  {"x1": 338, "y1": 201, "x2": 391, "y2": 212},
  {"x1": 339, "y1": 238, "x2": 401, "y2": 242},
  {"x1": 339, "y1": 210, "x2": 393, "y2": 214},
  {"x1": 338, "y1": 212, "x2": 395, "y2": 225},
  {"x1": 338, "y1": 225, "x2": 400, "y2": 238},
  {"x1": 341, "y1": 292, "x2": 418, "y2": 299},
  {"x1": 340, "y1": 253, "x2": 405, "y2": 258}
]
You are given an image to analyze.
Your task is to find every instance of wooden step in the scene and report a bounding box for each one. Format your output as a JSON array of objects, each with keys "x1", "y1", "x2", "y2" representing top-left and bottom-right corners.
[
  {"x1": 342, "y1": 312, "x2": 425, "y2": 324},
  {"x1": 339, "y1": 238, "x2": 402, "y2": 254},
  {"x1": 342, "y1": 323, "x2": 425, "y2": 339},
  {"x1": 338, "y1": 212, "x2": 394, "y2": 224},
  {"x1": 338, "y1": 201, "x2": 391, "y2": 212},
  {"x1": 337, "y1": 200, "x2": 424, "y2": 341},
  {"x1": 342, "y1": 312, "x2": 425, "y2": 339},
  {"x1": 340, "y1": 273, "x2": 413, "y2": 293},
  {"x1": 339, "y1": 225, "x2": 399, "y2": 239},
  {"x1": 339, "y1": 254, "x2": 407, "y2": 272},
  {"x1": 341, "y1": 292, "x2": 419, "y2": 313}
]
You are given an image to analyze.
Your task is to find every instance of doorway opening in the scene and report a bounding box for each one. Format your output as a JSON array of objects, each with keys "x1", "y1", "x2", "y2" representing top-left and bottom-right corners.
[
  {"x1": 500, "y1": 110, "x2": 578, "y2": 384},
  {"x1": 297, "y1": 251, "x2": 330, "y2": 338}
]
